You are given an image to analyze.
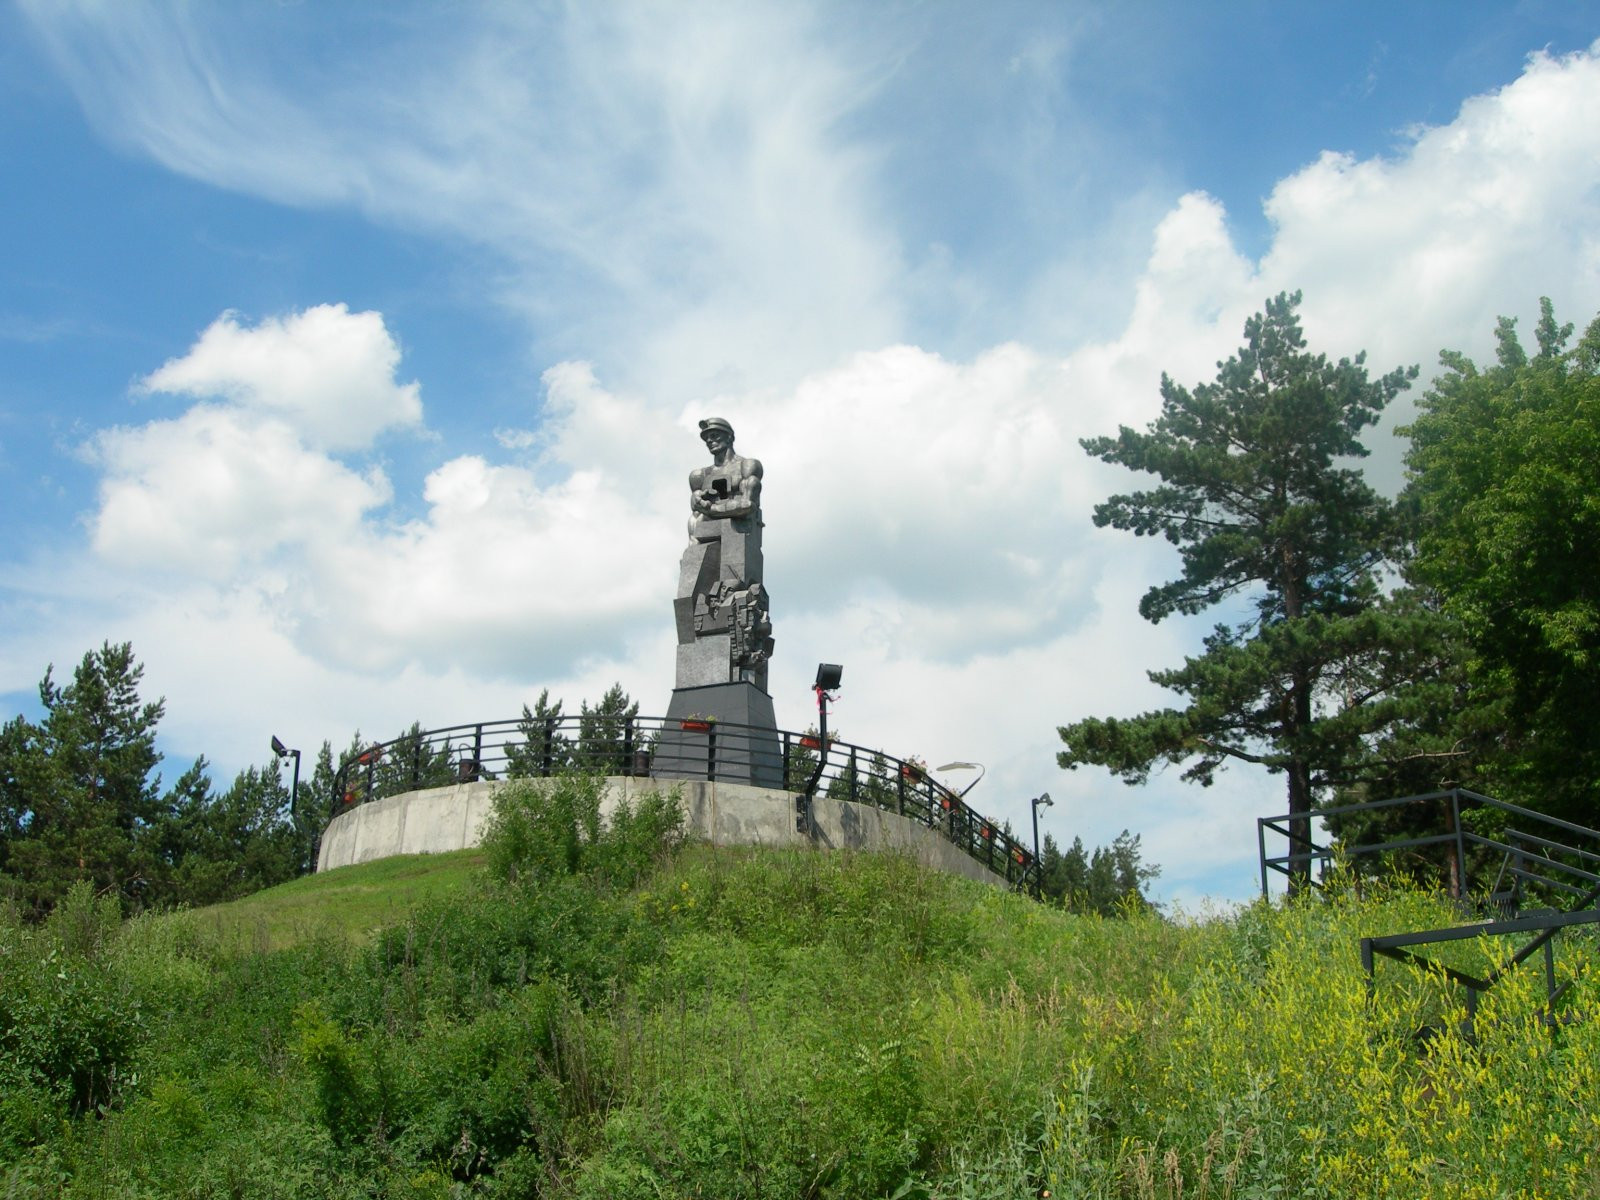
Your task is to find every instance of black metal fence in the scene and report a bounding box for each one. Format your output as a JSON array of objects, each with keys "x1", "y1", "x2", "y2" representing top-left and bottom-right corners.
[
  {"x1": 331, "y1": 716, "x2": 1039, "y2": 889},
  {"x1": 1261, "y1": 788, "x2": 1600, "y2": 1029},
  {"x1": 1258, "y1": 788, "x2": 1600, "y2": 905}
]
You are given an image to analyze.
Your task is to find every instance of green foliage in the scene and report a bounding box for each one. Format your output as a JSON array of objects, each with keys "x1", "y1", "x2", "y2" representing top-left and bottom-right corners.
[
  {"x1": 1400, "y1": 299, "x2": 1600, "y2": 821},
  {"x1": 2, "y1": 643, "x2": 165, "y2": 917},
  {"x1": 1, "y1": 643, "x2": 320, "y2": 919},
  {"x1": 291, "y1": 1002, "x2": 366, "y2": 1145},
  {"x1": 1038, "y1": 830, "x2": 1160, "y2": 915},
  {"x1": 481, "y1": 775, "x2": 683, "y2": 896},
  {"x1": 575, "y1": 683, "x2": 640, "y2": 775},
  {"x1": 1060, "y1": 294, "x2": 1420, "y2": 888},
  {"x1": 371, "y1": 722, "x2": 459, "y2": 801},
  {"x1": 0, "y1": 884, "x2": 148, "y2": 1131},
  {"x1": 504, "y1": 688, "x2": 572, "y2": 777},
  {"x1": 4, "y1": 844, "x2": 1599, "y2": 1198}
]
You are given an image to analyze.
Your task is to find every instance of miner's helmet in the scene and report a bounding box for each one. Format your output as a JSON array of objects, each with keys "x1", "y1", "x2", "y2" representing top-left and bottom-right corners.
[{"x1": 698, "y1": 416, "x2": 734, "y2": 442}]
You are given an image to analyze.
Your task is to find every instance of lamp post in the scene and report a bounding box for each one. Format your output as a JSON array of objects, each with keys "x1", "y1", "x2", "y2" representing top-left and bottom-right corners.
[
  {"x1": 1030, "y1": 792, "x2": 1053, "y2": 878},
  {"x1": 935, "y1": 760, "x2": 985, "y2": 799},
  {"x1": 800, "y1": 664, "x2": 843, "y2": 834},
  {"x1": 271, "y1": 735, "x2": 301, "y2": 818}
]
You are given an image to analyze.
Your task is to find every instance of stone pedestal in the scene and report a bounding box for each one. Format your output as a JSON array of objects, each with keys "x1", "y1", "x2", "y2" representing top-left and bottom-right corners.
[{"x1": 652, "y1": 682, "x2": 784, "y2": 789}]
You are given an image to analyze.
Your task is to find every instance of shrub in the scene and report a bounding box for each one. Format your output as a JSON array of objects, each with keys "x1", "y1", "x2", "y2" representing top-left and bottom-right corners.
[
  {"x1": 480, "y1": 774, "x2": 683, "y2": 891},
  {"x1": 0, "y1": 883, "x2": 151, "y2": 1122}
]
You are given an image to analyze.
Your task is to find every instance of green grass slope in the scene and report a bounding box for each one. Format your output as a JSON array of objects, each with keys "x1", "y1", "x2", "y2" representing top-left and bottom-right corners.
[
  {"x1": 170, "y1": 848, "x2": 486, "y2": 953},
  {"x1": 3, "y1": 783, "x2": 1598, "y2": 1200}
]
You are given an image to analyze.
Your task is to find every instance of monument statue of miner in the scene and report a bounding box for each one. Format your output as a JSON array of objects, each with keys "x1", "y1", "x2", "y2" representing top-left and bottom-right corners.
[
  {"x1": 654, "y1": 417, "x2": 782, "y2": 787},
  {"x1": 674, "y1": 417, "x2": 774, "y2": 691}
]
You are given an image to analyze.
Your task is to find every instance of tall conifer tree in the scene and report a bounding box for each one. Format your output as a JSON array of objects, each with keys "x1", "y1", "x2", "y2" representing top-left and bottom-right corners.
[{"x1": 1058, "y1": 294, "x2": 1417, "y2": 889}]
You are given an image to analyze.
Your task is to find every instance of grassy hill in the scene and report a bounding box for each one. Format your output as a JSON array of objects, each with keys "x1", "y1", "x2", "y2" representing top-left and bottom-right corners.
[
  {"x1": 169, "y1": 848, "x2": 487, "y2": 953},
  {"x1": 2, "y1": 778, "x2": 1597, "y2": 1198}
]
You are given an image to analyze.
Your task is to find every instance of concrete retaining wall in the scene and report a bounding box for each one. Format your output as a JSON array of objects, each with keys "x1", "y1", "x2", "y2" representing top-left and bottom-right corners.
[{"x1": 316, "y1": 776, "x2": 1005, "y2": 887}]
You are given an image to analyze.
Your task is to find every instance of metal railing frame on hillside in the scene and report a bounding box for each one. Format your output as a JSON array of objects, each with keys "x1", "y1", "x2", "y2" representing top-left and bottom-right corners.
[
  {"x1": 1259, "y1": 788, "x2": 1600, "y2": 1032},
  {"x1": 331, "y1": 716, "x2": 1039, "y2": 890},
  {"x1": 1258, "y1": 788, "x2": 1600, "y2": 903}
]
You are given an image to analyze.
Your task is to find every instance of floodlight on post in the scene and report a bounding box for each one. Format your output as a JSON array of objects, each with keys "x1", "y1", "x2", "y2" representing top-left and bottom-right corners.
[
  {"x1": 799, "y1": 664, "x2": 843, "y2": 833},
  {"x1": 936, "y1": 760, "x2": 986, "y2": 799},
  {"x1": 271, "y1": 735, "x2": 302, "y2": 820},
  {"x1": 1030, "y1": 792, "x2": 1053, "y2": 890}
]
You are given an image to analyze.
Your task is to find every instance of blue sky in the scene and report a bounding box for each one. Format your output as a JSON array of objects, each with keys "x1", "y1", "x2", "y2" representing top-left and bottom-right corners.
[{"x1": 4, "y1": 2, "x2": 1600, "y2": 906}]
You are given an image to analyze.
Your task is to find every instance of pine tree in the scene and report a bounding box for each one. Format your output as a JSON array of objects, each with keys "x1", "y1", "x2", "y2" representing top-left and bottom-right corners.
[
  {"x1": 3, "y1": 643, "x2": 165, "y2": 916},
  {"x1": 504, "y1": 689, "x2": 571, "y2": 777},
  {"x1": 576, "y1": 684, "x2": 639, "y2": 775},
  {"x1": 1058, "y1": 294, "x2": 1417, "y2": 891}
]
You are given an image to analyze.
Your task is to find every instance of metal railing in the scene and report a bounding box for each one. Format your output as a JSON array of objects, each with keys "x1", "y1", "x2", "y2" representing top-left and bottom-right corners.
[
  {"x1": 1259, "y1": 789, "x2": 1600, "y2": 1032},
  {"x1": 1258, "y1": 788, "x2": 1600, "y2": 904},
  {"x1": 331, "y1": 716, "x2": 1039, "y2": 889}
]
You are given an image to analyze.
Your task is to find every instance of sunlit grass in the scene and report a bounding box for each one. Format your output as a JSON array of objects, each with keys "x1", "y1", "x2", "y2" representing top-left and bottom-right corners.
[{"x1": 164, "y1": 848, "x2": 485, "y2": 953}]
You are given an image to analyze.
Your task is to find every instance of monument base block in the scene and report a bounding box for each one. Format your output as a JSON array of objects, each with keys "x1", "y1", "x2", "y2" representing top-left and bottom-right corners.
[{"x1": 652, "y1": 683, "x2": 784, "y2": 789}]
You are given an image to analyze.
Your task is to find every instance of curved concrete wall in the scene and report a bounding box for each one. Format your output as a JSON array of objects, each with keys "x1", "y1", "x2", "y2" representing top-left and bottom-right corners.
[{"x1": 316, "y1": 776, "x2": 1006, "y2": 887}]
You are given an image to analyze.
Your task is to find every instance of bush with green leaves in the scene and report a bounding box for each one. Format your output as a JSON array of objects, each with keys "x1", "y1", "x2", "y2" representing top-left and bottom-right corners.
[
  {"x1": 0, "y1": 885, "x2": 151, "y2": 1129},
  {"x1": 480, "y1": 774, "x2": 683, "y2": 892}
]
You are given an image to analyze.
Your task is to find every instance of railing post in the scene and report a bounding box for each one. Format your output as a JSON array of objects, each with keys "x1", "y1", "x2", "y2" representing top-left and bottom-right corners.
[
  {"x1": 1258, "y1": 818, "x2": 1270, "y2": 898},
  {"x1": 622, "y1": 717, "x2": 634, "y2": 776},
  {"x1": 1452, "y1": 790, "x2": 1469, "y2": 901},
  {"x1": 849, "y1": 746, "x2": 858, "y2": 803},
  {"x1": 542, "y1": 717, "x2": 555, "y2": 777},
  {"x1": 896, "y1": 768, "x2": 905, "y2": 816},
  {"x1": 1544, "y1": 938, "x2": 1557, "y2": 1014},
  {"x1": 473, "y1": 724, "x2": 483, "y2": 779},
  {"x1": 411, "y1": 737, "x2": 422, "y2": 790},
  {"x1": 706, "y1": 726, "x2": 717, "y2": 782}
]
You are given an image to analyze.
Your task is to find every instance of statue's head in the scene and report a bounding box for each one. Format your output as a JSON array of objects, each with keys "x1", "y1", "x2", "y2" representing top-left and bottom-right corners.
[{"x1": 698, "y1": 416, "x2": 734, "y2": 451}]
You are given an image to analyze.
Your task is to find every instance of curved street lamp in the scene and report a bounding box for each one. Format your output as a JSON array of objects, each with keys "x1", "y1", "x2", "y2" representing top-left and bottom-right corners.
[
  {"x1": 935, "y1": 760, "x2": 986, "y2": 799},
  {"x1": 271, "y1": 735, "x2": 301, "y2": 818},
  {"x1": 1030, "y1": 792, "x2": 1054, "y2": 872}
]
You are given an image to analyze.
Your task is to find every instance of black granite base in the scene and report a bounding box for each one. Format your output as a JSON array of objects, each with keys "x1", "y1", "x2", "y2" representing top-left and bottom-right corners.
[{"x1": 651, "y1": 682, "x2": 784, "y2": 788}]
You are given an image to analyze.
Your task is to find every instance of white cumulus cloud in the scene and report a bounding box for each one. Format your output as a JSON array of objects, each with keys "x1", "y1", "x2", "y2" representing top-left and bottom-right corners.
[{"x1": 138, "y1": 304, "x2": 422, "y2": 451}]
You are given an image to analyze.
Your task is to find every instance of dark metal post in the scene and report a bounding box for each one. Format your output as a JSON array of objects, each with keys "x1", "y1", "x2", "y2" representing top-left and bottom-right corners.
[
  {"x1": 1544, "y1": 938, "x2": 1557, "y2": 1013},
  {"x1": 802, "y1": 665, "x2": 843, "y2": 836},
  {"x1": 271, "y1": 737, "x2": 301, "y2": 821},
  {"x1": 1452, "y1": 790, "x2": 1469, "y2": 901},
  {"x1": 1030, "y1": 793, "x2": 1052, "y2": 893},
  {"x1": 1258, "y1": 818, "x2": 1270, "y2": 898},
  {"x1": 472, "y1": 724, "x2": 484, "y2": 778}
]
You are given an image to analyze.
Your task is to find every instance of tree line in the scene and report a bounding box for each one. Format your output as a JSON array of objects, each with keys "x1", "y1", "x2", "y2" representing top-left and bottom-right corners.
[
  {"x1": 0, "y1": 659, "x2": 656, "y2": 920},
  {"x1": 1059, "y1": 293, "x2": 1600, "y2": 890}
]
